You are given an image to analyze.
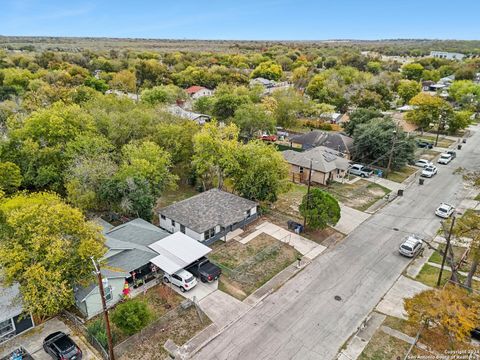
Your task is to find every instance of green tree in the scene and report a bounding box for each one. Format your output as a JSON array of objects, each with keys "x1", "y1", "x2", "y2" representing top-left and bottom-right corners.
[
  {"x1": 401, "y1": 63, "x2": 425, "y2": 81},
  {"x1": 406, "y1": 93, "x2": 454, "y2": 131},
  {"x1": 111, "y1": 299, "x2": 152, "y2": 336},
  {"x1": 343, "y1": 108, "x2": 383, "y2": 136},
  {"x1": 397, "y1": 79, "x2": 422, "y2": 105},
  {"x1": 193, "y1": 96, "x2": 215, "y2": 114},
  {"x1": 84, "y1": 76, "x2": 109, "y2": 93},
  {"x1": 353, "y1": 117, "x2": 416, "y2": 170},
  {"x1": 299, "y1": 189, "x2": 341, "y2": 230},
  {"x1": 250, "y1": 61, "x2": 283, "y2": 81},
  {"x1": 366, "y1": 61, "x2": 382, "y2": 74},
  {"x1": 0, "y1": 192, "x2": 106, "y2": 321},
  {"x1": 448, "y1": 111, "x2": 472, "y2": 134},
  {"x1": 213, "y1": 93, "x2": 250, "y2": 120},
  {"x1": 109, "y1": 70, "x2": 136, "y2": 93},
  {"x1": 141, "y1": 85, "x2": 186, "y2": 105},
  {"x1": 448, "y1": 80, "x2": 480, "y2": 111},
  {"x1": 229, "y1": 140, "x2": 289, "y2": 203},
  {"x1": 270, "y1": 89, "x2": 303, "y2": 128},
  {"x1": 232, "y1": 103, "x2": 275, "y2": 139},
  {"x1": 0, "y1": 162, "x2": 22, "y2": 193}
]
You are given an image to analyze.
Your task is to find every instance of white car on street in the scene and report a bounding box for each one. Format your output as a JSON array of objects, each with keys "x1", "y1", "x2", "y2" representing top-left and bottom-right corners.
[
  {"x1": 399, "y1": 235, "x2": 424, "y2": 258},
  {"x1": 437, "y1": 153, "x2": 453, "y2": 165},
  {"x1": 421, "y1": 165, "x2": 437, "y2": 178},
  {"x1": 415, "y1": 159, "x2": 433, "y2": 168},
  {"x1": 163, "y1": 269, "x2": 198, "y2": 292},
  {"x1": 435, "y1": 203, "x2": 455, "y2": 218}
]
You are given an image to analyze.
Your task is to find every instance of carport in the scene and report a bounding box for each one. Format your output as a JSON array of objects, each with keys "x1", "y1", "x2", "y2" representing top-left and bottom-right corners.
[{"x1": 148, "y1": 232, "x2": 212, "y2": 275}]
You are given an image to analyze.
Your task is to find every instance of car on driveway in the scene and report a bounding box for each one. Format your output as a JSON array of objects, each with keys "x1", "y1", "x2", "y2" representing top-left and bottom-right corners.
[
  {"x1": 416, "y1": 141, "x2": 433, "y2": 149},
  {"x1": 186, "y1": 257, "x2": 222, "y2": 283},
  {"x1": 446, "y1": 150, "x2": 457, "y2": 159},
  {"x1": 414, "y1": 159, "x2": 433, "y2": 168},
  {"x1": 259, "y1": 134, "x2": 277, "y2": 142},
  {"x1": 163, "y1": 269, "x2": 198, "y2": 292},
  {"x1": 348, "y1": 164, "x2": 374, "y2": 178},
  {"x1": 421, "y1": 165, "x2": 437, "y2": 178},
  {"x1": 43, "y1": 331, "x2": 82, "y2": 360},
  {"x1": 435, "y1": 203, "x2": 455, "y2": 218},
  {"x1": 437, "y1": 153, "x2": 453, "y2": 164},
  {"x1": 399, "y1": 235, "x2": 423, "y2": 258}
]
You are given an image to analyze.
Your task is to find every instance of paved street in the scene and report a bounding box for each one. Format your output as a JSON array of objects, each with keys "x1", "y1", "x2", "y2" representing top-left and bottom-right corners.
[{"x1": 193, "y1": 125, "x2": 480, "y2": 360}]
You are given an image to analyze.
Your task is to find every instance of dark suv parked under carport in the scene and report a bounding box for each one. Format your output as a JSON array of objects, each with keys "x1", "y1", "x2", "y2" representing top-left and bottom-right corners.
[{"x1": 43, "y1": 331, "x2": 82, "y2": 360}]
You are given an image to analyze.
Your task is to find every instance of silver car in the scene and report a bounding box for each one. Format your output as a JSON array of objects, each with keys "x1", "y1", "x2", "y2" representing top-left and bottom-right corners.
[{"x1": 399, "y1": 235, "x2": 423, "y2": 258}]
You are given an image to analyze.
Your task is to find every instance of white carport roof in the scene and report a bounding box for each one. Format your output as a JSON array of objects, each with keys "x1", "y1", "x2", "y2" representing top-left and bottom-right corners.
[{"x1": 148, "y1": 232, "x2": 212, "y2": 275}]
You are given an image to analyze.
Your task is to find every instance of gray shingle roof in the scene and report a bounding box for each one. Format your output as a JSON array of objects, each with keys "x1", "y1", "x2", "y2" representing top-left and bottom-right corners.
[
  {"x1": 282, "y1": 146, "x2": 350, "y2": 173},
  {"x1": 290, "y1": 131, "x2": 353, "y2": 154},
  {"x1": 158, "y1": 189, "x2": 258, "y2": 234},
  {"x1": 0, "y1": 283, "x2": 23, "y2": 322}
]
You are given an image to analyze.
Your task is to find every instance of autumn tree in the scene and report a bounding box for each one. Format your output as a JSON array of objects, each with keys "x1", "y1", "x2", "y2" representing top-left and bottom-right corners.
[
  {"x1": 109, "y1": 70, "x2": 136, "y2": 93},
  {"x1": 397, "y1": 79, "x2": 421, "y2": 104},
  {"x1": 401, "y1": 63, "x2": 425, "y2": 81},
  {"x1": 232, "y1": 103, "x2": 275, "y2": 140},
  {"x1": 0, "y1": 192, "x2": 106, "y2": 320},
  {"x1": 250, "y1": 61, "x2": 283, "y2": 81},
  {"x1": 406, "y1": 93, "x2": 454, "y2": 131},
  {"x1": 404, "y1": 286, "x2": 480, "y2": 345},
  {"x1": 299, "y1": 189, "x2": 341, "y2": 230},
  {"x1": 0, "y1": 161, "x2": 22, "y2": 193}
]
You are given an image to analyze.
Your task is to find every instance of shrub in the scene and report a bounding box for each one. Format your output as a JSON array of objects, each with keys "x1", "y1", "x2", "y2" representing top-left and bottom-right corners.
[
  {"x1": 87, "y1": 319, "x2": 117, "y2": 348},
  {"x1": 111, "y1": 299, "x2": 152, "y2": 336}
]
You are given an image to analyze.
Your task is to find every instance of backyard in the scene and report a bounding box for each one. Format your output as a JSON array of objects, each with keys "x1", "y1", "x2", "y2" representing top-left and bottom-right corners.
[{"x1": 209, "y1": 233, "x2": 300, "y2": 300}]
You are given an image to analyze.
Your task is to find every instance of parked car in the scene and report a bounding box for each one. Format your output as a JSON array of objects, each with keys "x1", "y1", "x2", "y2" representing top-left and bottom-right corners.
[
  {"x1": 414, "y1": 159, "x2": 433, "y2": 168},
  {"x1": 416, "y1": 141, "x2": 433, "y2": 149},
  {"x1": 435, "y1": 203, "x2": 455, "y2": 218},
  {"x1": 437, "y1": 153, "x2": 452, "y2": 164},
  {"x1": 471, "y1": 327, "x2": 480, "y2": 340},
  {"x1": 348, "y1": 164, "x2": 374, "y2": 178},
  {"x1": 186, "y1": 257, "x2": 222, "y2": 283},
  {"x1": 446, "y1": 150, "x2": 457, "y2": 159},
  {"x1": 275, "y1": 127, "x2": 289, "y2": 138},
  {"x1": 421, "y1": 165, "x2": 438, "y2": 178},
  {"x1": 163, "y1": 269, "x2": 197, "y2": 292},
  {"x1": 399, "y1": 235, "x2": 423, "y2": 258},
  {"x1": 259, "y1": 134, "x2": 277, "y2": 142},
  {"x1": 43, "y1": 332, "x2": 82, "y2": 360}
]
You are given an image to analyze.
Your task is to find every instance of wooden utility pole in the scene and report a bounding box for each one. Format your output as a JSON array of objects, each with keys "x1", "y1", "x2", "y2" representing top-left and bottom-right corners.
[
  {"x1": 386, "y1": 128, "x2": 398, "y2": 177},
  {"x1": 91, "y1": 258, "x2": 116, "y2": 360},
  {"x1": 437, "y1": 215, "x2": 456, "y2": 287},
  {"x1": 303, "y1": 159, "x2": 313, "y2": 228},
  {"x1": 434, "y1": 115, "x2": 443, "y2": 147}
]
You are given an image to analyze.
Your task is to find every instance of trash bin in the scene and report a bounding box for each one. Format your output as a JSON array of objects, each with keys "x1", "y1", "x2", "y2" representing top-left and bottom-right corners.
[
  {"x1": 462, "y1": 138, "x2": 467, "y2": 143},
  {"x1": 419, "y1": 178, "x2": 424, "y2": 185},
  {"x1": 397, "y1": 189, "x2": 404, "y2": 196},
  {"x1": 458, "y1": 144, "x2": 462, "y2": 150}
]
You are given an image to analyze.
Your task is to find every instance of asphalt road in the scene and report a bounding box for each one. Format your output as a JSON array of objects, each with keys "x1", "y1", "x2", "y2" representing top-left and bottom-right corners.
[{"x1": 193, "y1": 124, "x2": 480, "y2": 360}]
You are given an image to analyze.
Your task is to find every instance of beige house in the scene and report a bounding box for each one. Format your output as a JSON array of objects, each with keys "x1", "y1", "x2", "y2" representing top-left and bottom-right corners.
[{"x1": 282, "y1": 146, "x2": 350, "y2": 186}]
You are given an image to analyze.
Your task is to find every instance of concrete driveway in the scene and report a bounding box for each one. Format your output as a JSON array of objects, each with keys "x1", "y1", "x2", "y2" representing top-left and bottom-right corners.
[
  {"x1": 376, "y1": 275, "x2": 432, "y2": 319},
  {"x1": 0, "y1": 318, "x2": 99, "y2": 360},
  {"x1": 199, "y1": 290, "x2": 250, "y2": 328},
  {"x1": 169, "y1": 279, "x2": 218, "y2": 301},
  {"x1": 334, "y1": 204, "x2": 370, "y2": 235}
]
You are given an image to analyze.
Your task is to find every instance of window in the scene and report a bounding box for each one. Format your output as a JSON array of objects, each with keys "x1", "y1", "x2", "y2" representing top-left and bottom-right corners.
[
  {"x1": 104, "y1": 285, "x2": 113, "y2": 302},
  {"x1": 0, "y1": 318, "x2": 15, "y2": 338},
  {"x1": 246, "y1": 209, "x2": 252, "y2": 218},
  {"x1": 172, "y1": 220, "x2": 176, "y2": 227},
  {"x1": 180, "y1": 224, "x2": 185, "y2": 234},
  {"x1": 299, "y1": 167, "x2": 304, "y2": 174},
  {"x1": 204, "y1": 227, "x2": 216, "y2": 240},
  {"x1": 160, "y1": 214, "x2": 166, "y2": 220}
]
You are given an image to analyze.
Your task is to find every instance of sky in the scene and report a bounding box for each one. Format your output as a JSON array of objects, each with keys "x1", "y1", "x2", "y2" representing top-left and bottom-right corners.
[{"x1": 1, "y1": 0, "x2": 480, "y2": 40}]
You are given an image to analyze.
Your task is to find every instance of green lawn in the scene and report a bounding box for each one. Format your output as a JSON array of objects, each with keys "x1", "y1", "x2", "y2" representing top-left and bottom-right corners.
[
  {"x1": 415, "y1": 263, "x2": 480, "y2": 290},
  {"x1": 417, "y1": 135, "x2": 455, "y2": 148},
  {"x1": 358, "y1": 329, "x2": 410, "y2": 360},
  {"x1": 385, "y1": 166, "x2": 417, "y2": 183}
]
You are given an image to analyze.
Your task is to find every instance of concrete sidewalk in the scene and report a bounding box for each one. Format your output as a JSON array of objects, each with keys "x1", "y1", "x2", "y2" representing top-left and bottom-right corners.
[
  {"x1": 334, "y1": 204, "x2": 370, "y2": 235},
  {"x1": 365, "y1": 176, "x2": 406, "y2": 193}
]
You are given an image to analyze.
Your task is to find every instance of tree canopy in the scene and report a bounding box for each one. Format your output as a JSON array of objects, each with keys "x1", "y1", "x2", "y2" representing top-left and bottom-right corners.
[{"x1": 299, "y1": 189, "x2": 341, "y2": 230}]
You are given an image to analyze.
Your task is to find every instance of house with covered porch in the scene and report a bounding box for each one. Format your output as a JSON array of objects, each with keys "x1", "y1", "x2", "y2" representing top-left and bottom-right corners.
[{"x1": 158, "y1": 188, "x2": 258, "y2": 245}]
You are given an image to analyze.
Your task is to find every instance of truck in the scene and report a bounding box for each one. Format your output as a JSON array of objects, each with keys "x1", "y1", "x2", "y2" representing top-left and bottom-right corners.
[
  {"x1": 348, "y1": 164, "x2": 374, "y2": 178},
  {"x1": 185, "y1": 257, "x2": 222, "y2": 283}
]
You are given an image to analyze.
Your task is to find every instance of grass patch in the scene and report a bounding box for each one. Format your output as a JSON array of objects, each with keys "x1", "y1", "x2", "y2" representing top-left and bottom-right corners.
[
  {"x1": 428, "y1": 245, "x2": 466, "y2": 266},
  {"x1": 382, "y1": 316, "x2": 419, "y2": 338},
  {"x1": 275, "y1": 143, "x2": 303, "y2": 152},
  {"x1": 416, "y1": 263, "x2": 452, "y2": 288},
  {"x1": 210, "y1": 233, "x2": 300, "y2": 300},
  {"x1": 358, "y1": 329, "x2": 410, "y2": 360},
  {"x1": 418, "y1": 135, "x2": 455, "y2": 148},
  {"x1": 327, "y1": 180, "x2": 391, "y2": 211},
  {"x1": 155, "y1": 184, "x2": 198, "y2": 209},
  {"x1": 386, "y1": 166, "x2": 417, "y2": 183}
]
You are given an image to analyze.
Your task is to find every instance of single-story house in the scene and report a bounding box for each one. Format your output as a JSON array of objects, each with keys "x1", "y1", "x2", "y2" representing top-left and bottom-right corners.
[
  {"x1": 74, "y1": 218, "x2": 171, "y2": 319},
  {"x1": 282, "y1": 146, "x2": 350, "y2": 186},
  {"x1": 0, "y1": 283, "x2": 35, "y2": 344},
  {"x1": 185, "y1": 86, "x2": 213, "y2": 99},
  {"x1": 289, "y1": 130, "x2": 354, "y2": 159},
  {"x1": 166, "y1": 104, "x2": 211, "y2": 125},
  {"x1": 148, "y1": 232, "x2": 212, "y2": 275},
  {"x1": 249, "y1": 77, "x2": 276, "y2": 88},
  {"x1": 158, "y1": 189, "x2": 258, "y2": 245}
]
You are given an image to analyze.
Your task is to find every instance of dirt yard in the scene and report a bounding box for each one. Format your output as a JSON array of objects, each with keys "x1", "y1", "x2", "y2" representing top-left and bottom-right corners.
[
  {"x1": 210, "y1": 233, "x2": 300, "y2": 300},
  {"x1": 326, "y1": 180, "x2": 390, "y2": 211}
]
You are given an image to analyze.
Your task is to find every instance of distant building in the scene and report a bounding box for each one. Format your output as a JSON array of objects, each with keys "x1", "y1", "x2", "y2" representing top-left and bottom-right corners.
[
  {"x1": 430, "y1": 51, "x2": 465, "y2": 61},
  {"x1": 166, "y1": 105, "x2": 211, "y2": 125},
  {"x1": 185, "y1": 86, "x2": 213, "y2": 100}
]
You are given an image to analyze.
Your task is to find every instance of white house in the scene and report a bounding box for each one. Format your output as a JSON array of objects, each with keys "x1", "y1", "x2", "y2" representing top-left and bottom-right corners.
[
  {"x1": 185, "y1": 86, "x2": 213, "y2": 99},
  {"x1": 158, "y1": 189, "x2": 258, "y2": 245}
]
